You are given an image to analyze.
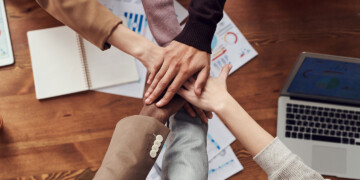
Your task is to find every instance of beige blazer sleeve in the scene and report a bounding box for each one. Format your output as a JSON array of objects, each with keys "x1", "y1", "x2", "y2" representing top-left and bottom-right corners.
[
  {"x1": 35, "y1": 0, "x2": 122, "y2": 50},
  {"x1": 93, "y1": 115, "x2": 169, "y2": 180}
]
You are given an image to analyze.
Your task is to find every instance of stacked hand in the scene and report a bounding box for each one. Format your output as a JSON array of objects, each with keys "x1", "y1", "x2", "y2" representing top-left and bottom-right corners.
[
  {"x1": 177, "y1": 64, "x2": 232, "y2": 113},
  {"x1": 139, "y1": 40, "x2": 212, "y2": 123},
  {"x1": 144, "y1": 41, "x2": 210, "y2": 107}
]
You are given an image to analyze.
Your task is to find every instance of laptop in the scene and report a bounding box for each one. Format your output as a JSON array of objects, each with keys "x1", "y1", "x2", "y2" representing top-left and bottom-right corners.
[{"x1": 277, "y1": 52, "x2": 360, "y2": 179}]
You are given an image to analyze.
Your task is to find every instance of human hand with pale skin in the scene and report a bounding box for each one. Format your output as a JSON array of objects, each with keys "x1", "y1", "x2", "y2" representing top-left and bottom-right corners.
[
  {"x1": 144, "y1": 41, "x2": 211, "y2": 108},
  {"x1": 109, "y1": 25, "x2": 212, "y2": 123},
  {"x1": 177, "y1": 64, "x2": 274, "y2": 156}
]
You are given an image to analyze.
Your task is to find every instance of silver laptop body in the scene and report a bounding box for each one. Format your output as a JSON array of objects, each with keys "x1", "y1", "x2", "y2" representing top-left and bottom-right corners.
[{"x1": 277, "y1": 52, "x2": 360, "y2": 179}]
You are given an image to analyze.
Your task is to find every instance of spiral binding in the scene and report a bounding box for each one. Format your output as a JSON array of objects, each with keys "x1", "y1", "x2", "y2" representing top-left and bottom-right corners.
[{"x1": 76, "y1": 35, "x2": 92, "y2": 89}]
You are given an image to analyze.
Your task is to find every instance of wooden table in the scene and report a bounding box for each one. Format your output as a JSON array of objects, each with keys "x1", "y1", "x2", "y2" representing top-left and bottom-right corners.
[{"x1": 1, "y1": 0, "x2": 359, "y2": 179}]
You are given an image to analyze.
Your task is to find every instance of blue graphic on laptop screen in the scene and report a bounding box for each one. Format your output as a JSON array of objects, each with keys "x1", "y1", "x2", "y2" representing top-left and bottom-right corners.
[{"x1": 288, "y1": 57, "x2": 360, "y2": 101}]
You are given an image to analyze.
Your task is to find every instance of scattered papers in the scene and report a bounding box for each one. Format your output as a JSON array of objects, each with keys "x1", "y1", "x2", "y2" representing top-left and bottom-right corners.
[
  {"x1": 208, "y1": 146, "x2": 244, "y2": 180},
  {"x1": 207, "y1": 114, "x2": 236, "y2": 160},
  {"x1": 149, "y1": 113, "x2": 242, "y2": 180},
  {"x1": 210, "y1": 12, "x2": 258, "y2": 77}
]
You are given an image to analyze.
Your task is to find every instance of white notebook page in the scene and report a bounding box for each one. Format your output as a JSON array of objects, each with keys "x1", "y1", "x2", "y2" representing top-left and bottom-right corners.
[
  {"x1": 82, "y1": 40, "x2": 139, "y2": 89},
  {"x1": 28, "y1": 26, "x2": 88, "y2": 99}
]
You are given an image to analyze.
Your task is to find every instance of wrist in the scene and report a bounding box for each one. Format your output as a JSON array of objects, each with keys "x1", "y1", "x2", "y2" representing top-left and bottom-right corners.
[
  {"x1": 139, "y1": 107, "x2": 167, "y2": 124},
  {"x1": 213, "y1": 93, "x2": 236, "y2": 115},
  {"x1": 108, "y1": 24, "x2": 154, "y2": 61},
  {"x1": 136, "y1": 42, "x2": 159, "y2": 63}
]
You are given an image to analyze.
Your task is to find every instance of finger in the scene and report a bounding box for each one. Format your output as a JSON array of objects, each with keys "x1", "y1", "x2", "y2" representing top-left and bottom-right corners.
[
  {"x1": 146, "y1": 69, "x2": 177, "y2": 105},
  {"x1": 183, "y1": 102, "x2": 196, "y2": 117},
  {"x1": 189, "y1": 77, "x2": 196, "y2": 83},
  {"x1": 218, "y1": 64, "x2": 232, "y2": 81},
  {"x1": 204, "y1": 110, "x2": 213, "y2": 119},
  {"x1": 145, "y1": 62, "x2": 170, "y2": 98},
  {"x1": 147, "y1": 71, "x2": 156, "y2": 85},
  {"x1": 193, "y1": 106, "x2": 208, "y2": 123},
  {"x1": 183, "y1": 80, "x2": 193, "y2": 90},
  {"x1": 156, "y1": 71, "x2": 190, "y2": 107},
  {"x1": 177, "y1": 88, "x2": 193, "y2": 100},
  {"x1": 194, "y1": 68, "x2": 210, "y2": 96}
]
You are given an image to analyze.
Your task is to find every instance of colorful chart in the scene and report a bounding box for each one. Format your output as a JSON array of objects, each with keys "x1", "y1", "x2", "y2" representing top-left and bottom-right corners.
[
  {"x1": 124, "y1": 12, "x2": 148, "y2": 35},
  {"x1": 224, "y1": 32, "x2": 238, "y2": 44},
  {"x1": 208, "y1": 134, "x2": 221, "y2": 150}
]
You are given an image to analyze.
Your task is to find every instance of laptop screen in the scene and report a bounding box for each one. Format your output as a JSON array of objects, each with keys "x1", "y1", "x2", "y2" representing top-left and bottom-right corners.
[{"x1": 288, "y1": 57, "x2": 360, "y2": 101}]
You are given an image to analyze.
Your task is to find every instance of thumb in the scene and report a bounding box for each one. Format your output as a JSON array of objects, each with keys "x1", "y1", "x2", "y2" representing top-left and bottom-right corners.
[
  {"x1": 194, "y1": 68, "x2": 210, "y2": 96},
  {"x1": 218, "y1": 64, "x2": 232, "y2": 81}
]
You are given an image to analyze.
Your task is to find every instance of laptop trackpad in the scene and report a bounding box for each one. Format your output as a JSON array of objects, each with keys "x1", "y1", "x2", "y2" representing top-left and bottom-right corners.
[{"x1": 312, "y1": 145, "x2": 347, "y2": 174}]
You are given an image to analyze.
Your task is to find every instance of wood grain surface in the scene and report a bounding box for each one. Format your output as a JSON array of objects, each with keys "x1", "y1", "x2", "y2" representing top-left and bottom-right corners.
[{"x1": 1, "y1": 0, "x2": 359, "y2": 179}]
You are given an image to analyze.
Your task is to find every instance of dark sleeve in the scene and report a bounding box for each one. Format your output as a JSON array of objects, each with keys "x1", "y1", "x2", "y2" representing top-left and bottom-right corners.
[{"x1": 174, "y1": 0, "x2": 226, "y2": 54}]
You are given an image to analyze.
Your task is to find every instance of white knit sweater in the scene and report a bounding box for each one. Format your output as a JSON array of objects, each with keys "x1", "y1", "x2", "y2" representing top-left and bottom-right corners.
[{"x1": 254, "y1": 138, "x2": 327, "y2": 180}]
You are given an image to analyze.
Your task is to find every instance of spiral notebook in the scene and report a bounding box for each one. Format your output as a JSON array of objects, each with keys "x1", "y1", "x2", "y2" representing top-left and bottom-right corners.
[{"x1": 28, "y1": 26, "x2": 139, "y2": 100}]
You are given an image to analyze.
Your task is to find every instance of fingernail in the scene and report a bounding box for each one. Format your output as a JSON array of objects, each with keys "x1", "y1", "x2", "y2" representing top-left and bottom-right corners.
[
  {"x1": 156, "y1": 100, "x2": 163, "y2": 107},
  {"x1": 145, "y1": 92, "x2": 149, "y2": 97},
  {"x1": 145, "y1": 99, "x2": 151, "y2": 104}
]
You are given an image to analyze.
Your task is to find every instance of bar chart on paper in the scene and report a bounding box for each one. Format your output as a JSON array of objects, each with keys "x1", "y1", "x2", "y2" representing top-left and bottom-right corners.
[
  {"x1": 124, "y1": 12, "x2": 151, "y2": 37},
  {"x1": 209, "y1": 12, "x2": 257, "y2": 77}
]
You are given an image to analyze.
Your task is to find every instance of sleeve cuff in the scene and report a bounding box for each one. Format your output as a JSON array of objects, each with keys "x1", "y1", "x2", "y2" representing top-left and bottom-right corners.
[
  {"x1": 98, "y1": 19, "x2": 122, "y2": 50},
  {"x1": 174, "y1": 19, "x2": 216, "y2": 54},
  {"x1": 253, "y1": 137, "x2": 293, "y2": 175}
]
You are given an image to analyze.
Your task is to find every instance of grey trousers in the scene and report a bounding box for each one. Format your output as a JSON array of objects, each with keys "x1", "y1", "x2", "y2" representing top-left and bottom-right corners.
[{"x1": 161, "y1": 108, "x2": 208, "y2": 180}]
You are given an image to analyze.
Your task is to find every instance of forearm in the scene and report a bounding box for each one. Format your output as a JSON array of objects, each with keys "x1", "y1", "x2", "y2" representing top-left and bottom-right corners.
[
  {"x1": 174, "y1": 0, "x2": 226, "y2": 53},
  {"x1": 94, "y1": 115, "x2": 169, "y2": 180},
  {"x1": 254, "y1": 138, "x2": 325, "y2": 179},
  {"x1": 36, "y1": 0, "x2": 121, "y2": 50},
  {"x1": 108, "y1": 24, "x2": 162, "y2": 65},
  {"x1": 142, "y1": 0, "x2": 181, "y2": 47},
  {"x1": 215, "y1": 95, "x2": 274, "y2": 156},
  {"x1": 162, "y1": 109, "x2": 208, "y2": 180}
]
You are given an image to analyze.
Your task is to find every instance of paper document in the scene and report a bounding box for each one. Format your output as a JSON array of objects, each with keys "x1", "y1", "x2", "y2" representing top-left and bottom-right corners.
[
  {"x1": 208, "y1": 146, "x2": 243, "y2": 180},
  {"x1": 207, "y1": 114, "x2": 236, "y2": 159},
  {"x1": 210, "y1": 12, "x2": 258, "y2": 77}
]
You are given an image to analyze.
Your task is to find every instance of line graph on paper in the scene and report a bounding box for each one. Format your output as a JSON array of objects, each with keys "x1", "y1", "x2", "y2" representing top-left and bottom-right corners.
[{"x1": 207, "y1": 133, "x2": 221, "y2": 153}]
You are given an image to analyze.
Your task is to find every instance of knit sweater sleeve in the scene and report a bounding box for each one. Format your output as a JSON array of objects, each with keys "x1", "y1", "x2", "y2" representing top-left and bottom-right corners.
[
  {"x1": 142, "y1": 0, "x2": 182, "y2": 47},
  {"x1": 253, "y1": 138, "x2": 326, "y2": 180},
  {"x1": 174, "y1": 0, "x2": 226, "y2": 54}
]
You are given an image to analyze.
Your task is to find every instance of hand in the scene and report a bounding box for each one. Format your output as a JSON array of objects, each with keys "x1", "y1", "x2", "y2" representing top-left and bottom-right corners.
[
  {"x1": 139, "y1": 46, "x2": 165, "y2": 83},
  {"x1": 177, "y1": 64, "x2": 232, "y2": 112},
  {"x1": 140, "y1": 94, "x2": 185, "y2": 124},
  {"x1": 144, "y1": 41, "x2": 210, "y2": 107},
  {"x1": 183, "y1": 102, "x2": 213, "y2": 123}
]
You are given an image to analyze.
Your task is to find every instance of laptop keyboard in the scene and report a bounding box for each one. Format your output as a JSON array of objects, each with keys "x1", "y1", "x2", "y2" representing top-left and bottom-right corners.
[{"x1": 285, "y1": 103, "x2": 360, "y2": 146}]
